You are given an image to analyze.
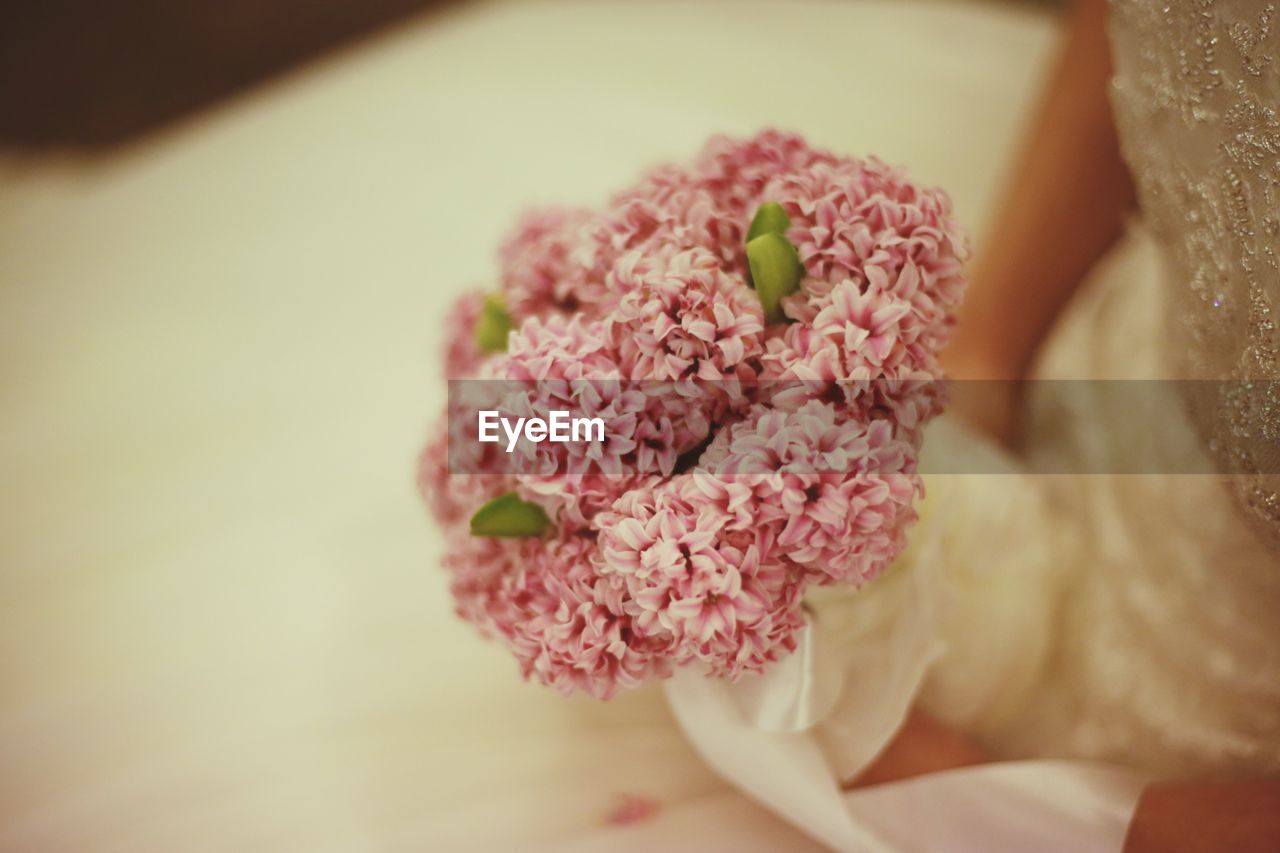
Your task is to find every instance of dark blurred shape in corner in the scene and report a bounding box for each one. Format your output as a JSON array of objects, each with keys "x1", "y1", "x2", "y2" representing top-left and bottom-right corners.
[{"x1": 0, "y1": 0, "x2": 452, "y2": 151}]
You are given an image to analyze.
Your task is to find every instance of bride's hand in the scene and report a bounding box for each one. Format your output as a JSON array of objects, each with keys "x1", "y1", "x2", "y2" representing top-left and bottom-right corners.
[
  {"x1": 840, "y1": 708, "x2": 985, "y2": 789},
  {"x1": 1125, "y1": 778, "x2": 1280, "y2": 853},
  {"x1": 846, "y1": 708, "x2": 1280, "y2": 852}
]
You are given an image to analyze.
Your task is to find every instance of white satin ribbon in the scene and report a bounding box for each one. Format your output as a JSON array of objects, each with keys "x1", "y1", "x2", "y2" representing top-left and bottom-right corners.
[
  {"x1": 729, "y1": 617, "x2": 846, "y2": 733},
  {"x1": 842, "y1": 761, "x2": 1146, "y2": 853},
  {"x1": 666, "y1": 672, "x2": 1147, "y2": 852},
  {"x1": 729, "y1": 507, "x2": 949, "y2": 741},
  {"x1": 665, "y1": 671, "x2": 877, "y2": 851}
]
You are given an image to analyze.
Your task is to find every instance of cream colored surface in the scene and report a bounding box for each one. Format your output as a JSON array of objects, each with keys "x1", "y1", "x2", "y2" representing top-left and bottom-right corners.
[{"x1": 0, "y1": 2, "x2": 1056, "y2": 849}]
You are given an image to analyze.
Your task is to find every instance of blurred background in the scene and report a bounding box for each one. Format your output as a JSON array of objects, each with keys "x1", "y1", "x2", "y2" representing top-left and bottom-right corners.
[
  {"x1": 2, "y1": 0, "x2": 1062, "y2": 151},
  {"x1": 1, "y1": 1, "x2": 1061, "y2": 850},
  {"x1": 1, "y1": 0, "x2": 459, "y2": 150}
]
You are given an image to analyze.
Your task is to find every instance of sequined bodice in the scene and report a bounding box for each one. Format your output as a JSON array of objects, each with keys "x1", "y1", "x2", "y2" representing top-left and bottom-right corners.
[{"x1": 1109, "y1": 0, "x2": 1280, "y2": 545}]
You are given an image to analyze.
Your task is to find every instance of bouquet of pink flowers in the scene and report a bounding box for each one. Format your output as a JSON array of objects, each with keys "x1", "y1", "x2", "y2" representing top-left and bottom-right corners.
[{"x1": 419, "y1": 130, "x2": 966, "y2": 699}]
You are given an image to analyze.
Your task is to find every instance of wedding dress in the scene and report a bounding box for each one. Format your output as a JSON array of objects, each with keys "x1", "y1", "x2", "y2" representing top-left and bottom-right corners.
[
  {"x1": 935, "y1": 0, "x2": 1280, "y2": 781},
  {"x1": 667, "y1": 1, "x2": 1280, "y2": 847}
]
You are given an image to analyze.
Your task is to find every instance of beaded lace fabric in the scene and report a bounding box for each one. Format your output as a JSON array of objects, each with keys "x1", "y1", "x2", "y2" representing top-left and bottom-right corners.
[{"x1": 1109, "y1": 0, "x2": 1280, "y2": 545}]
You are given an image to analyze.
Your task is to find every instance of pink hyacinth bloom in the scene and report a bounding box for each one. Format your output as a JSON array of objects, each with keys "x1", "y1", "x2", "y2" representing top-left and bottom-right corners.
[
  {"x1": 498, "y1": 206, "x2": 607, "y2": 320},
  {"x1": 442, "y1": 291, "x2": 486, "y2": 379},
  {"x1": 516, "y1": 471, "x2": 659, "y2": 532},
  {"x1": 421, "y1": 129, "x2": 966, "y2": 699},
  {"x1": 441, "y1": 528, "x2": 667, "y2": 699},
  {"x1": 587, "y1": 189, "x2": 735, "y2": 280},
  {"x1": 503, "y1": 531, "x2": 668, "y2": 699},
  {"x1": 687, "y1": 129, "x2": 841, "y2": 219},
  {"x1": 500, "y1": 313, "x2": 619, "y2": 382},
  {"x1": 606, "y1": 246, "x2": 764, "y2": 385},
  {"x1": 594, "y1": 478, "x2": 805, "y2": 679},
  {"x1": 609, "y1": 130, "x2": 840, "y2": 273},
  {"x1": 761, "y1": 278, "x2": 950, "y2": 437},
  {"x1": 439, "y1": 530, "x2": 530, "y2": 638},
  {"x1": 496, "y1": 311, "x2": 711, "y2": 488},
  {"x1": 761, "y1": 157, "x2": 967, "y2": 356},
  {"x1": 493, "y1": 317, "x2": 645, "y2": 480},
  {"x1": 697, "y1": 400, "x2": 922, "y2": 585},
  {"x1": 417, "y1": 414, "x2": 513, "y2": 525},
  {"x1": 605, "y1": 246, "x2": 764, "y2": 439}
]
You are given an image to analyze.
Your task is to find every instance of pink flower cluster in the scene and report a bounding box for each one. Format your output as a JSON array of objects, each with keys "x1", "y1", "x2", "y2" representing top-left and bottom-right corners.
[{"x1": 421, "y1": 130, "x2": 966, "y2": 698}]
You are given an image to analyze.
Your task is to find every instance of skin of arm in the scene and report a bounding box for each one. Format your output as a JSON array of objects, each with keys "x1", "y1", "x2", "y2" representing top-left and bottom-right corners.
[{"x1": 941, "y1": 0, "x2": 1136, "y2": 442}]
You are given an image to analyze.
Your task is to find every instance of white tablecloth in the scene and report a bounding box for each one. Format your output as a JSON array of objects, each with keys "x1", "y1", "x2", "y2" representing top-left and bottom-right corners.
[{"x1": 0, "y1": 2, "x2": 1056, "y2": 849}]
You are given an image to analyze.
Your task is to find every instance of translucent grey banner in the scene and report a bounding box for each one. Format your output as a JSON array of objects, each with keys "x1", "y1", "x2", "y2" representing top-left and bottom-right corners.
[{"x1": 444, "y1": 379, "x2": 1280, "y2": 475}]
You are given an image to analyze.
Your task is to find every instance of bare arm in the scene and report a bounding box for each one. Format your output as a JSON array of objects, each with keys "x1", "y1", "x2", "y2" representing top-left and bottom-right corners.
[{"x1": 943, "y1": 0, "x2": 1136, "y2": 441}]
